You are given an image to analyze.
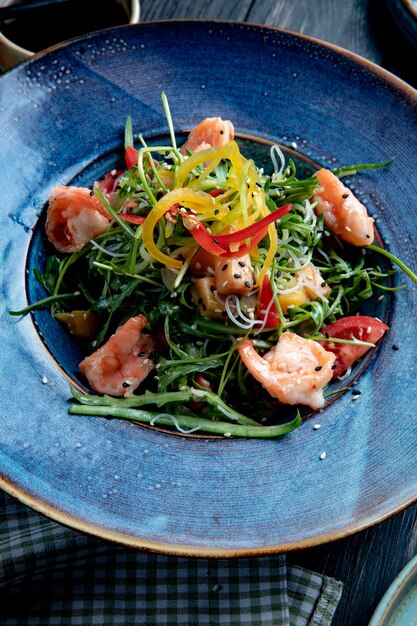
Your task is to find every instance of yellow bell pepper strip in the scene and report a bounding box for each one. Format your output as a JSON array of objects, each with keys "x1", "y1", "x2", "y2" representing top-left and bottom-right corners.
[
  {"x1": 142, "y1": 188, "x2": 221, "y2": 268},
  {"x1": 174, "y1": 141, "x2": 245, "y2": 189}
]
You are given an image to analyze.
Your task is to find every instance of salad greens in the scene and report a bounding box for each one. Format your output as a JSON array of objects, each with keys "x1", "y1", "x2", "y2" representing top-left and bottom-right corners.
[{"x1": 14, "y1": 94, "x2": 416, "y2": 439}]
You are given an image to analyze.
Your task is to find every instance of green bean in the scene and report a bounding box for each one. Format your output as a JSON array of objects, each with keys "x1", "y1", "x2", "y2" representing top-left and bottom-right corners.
[
  {"x1": 71, "y1": 386, "x2": 259, "y2": 427},
  {"x1": 68, "y1": 404, "x2": 301, "y2": 439}
]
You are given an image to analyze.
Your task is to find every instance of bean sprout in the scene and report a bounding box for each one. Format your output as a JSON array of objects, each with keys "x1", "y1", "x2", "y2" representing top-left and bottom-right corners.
[{"x1": 150, "y1": 413, "x2": 201, "y2": 434}]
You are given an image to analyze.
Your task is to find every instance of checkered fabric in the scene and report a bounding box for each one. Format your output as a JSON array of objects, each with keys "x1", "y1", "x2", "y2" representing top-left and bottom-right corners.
[{"x1": 0, "y1": 490, "x2": 342, "y2": 625}]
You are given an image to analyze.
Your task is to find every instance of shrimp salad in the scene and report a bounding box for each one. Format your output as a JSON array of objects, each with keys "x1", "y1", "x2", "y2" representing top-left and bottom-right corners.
[{"x1": 17, "y1": 95, "x2": 415, "y2": 439}]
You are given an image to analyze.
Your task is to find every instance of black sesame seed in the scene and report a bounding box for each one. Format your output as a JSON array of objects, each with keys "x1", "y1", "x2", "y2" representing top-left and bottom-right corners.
[
  {"x1": 342, "y1": 193, "x2": 349, "y2": 198},
  {"x1": 233, "y1": 274, "x2": 241, "y2": 279},
  {"x1": 325, "y1": 331, "x2": 330, "y2": 339},
  {"x1": 202, "y1": 303, "x2": 207, "y2": 311},
  {"x1": 392, "y1": 344, "x2": 399, "y2": 351},
  {"x1": 149, "y1": 351, "x2": 158, "y2": 359},
  {"x1": 198, "y1": 298, "x2": 203, "y2": 305},
  {"x1": 89, "y1": 190, "x2": 95, "y2": 196},
  {"x1": 352, "y1": 390, "x2": 361, "y2": 396},
  {"x1": 321, "y1": 281, "x2": 326, "y2": 287},
  {"x1": 222, "y1": 264, "x2": 228, "y2": 271},
  {"x1": 122, "y1": 382, "x2": 130, "y2": 388},
  {"x1": 244, "y1": 281, "x2": 251, "y2": 288},
  {"x1": 366, "y1": 234, "x2": 371, "y2": 238},
  {"x1": 315, "y1": 366, "x2": 322, "y2": 371},
  {"x1": 214, "y1": 209, "x2": 220, "y2": 215},
  {"x1": 238, "y1": 261, "x2": 245, "y2": 267},
  {"x1": 331, "y1": 364, "x2": 337, "y2": 370},
  {"x1": 138, "y1": 351, "x2": 146, "y2": 357},
  {"x1": 210, "y1": 285, "x2": 216, "y2": 292},
  {"x1": 213, "y1": 239, "x2": 220, "y2": 244},
  {"x1": 219, "y1": 130, "x2": 224, "y2": 134}
]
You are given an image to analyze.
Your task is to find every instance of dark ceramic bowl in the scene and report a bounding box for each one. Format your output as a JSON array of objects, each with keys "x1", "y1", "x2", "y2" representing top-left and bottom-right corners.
[
  {"x1": 0, "y1": 21, "x2": 416, "y2": 556},
  {"x1": 387, "y1": 0, "x2": 417, "y2": 48}
]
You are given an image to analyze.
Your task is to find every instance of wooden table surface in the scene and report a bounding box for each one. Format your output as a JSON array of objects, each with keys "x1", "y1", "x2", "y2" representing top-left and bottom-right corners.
[
  {"x1": 1, "y1": 1, "x2": 415, "y2": 624},
  {"x1": 138, "y1": 2, "x2": 417, "y2": 625}
]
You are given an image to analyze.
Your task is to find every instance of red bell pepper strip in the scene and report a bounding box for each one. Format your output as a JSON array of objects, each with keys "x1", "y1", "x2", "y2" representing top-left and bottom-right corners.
[
  {"x1": 211, "y1": 203, "x2": 292, "y2": 245},
  {"x1": 118, "y1": 214, "x2": 146, "y2": 225},
  {"x1": 189, "y1": 223, "x2": 228, "y2": 256},
  {"x1": 218, "y1": 225, "x2": 269, "y2": 258},
  {"x1": 256, "y1": 276, "x2": 280, "y2": 327},
  {"x1": 125, "y1": 146, "x2": 139, "y2": 170},
  {"x1": 183, "y1": 203, "x2": 292, "y2": 257}
]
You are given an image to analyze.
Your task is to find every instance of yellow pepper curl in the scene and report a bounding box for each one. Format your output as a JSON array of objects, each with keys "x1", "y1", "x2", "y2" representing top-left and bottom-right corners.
[{"x1": 142, "y1": 188, "x2": 221, "y2": 269}]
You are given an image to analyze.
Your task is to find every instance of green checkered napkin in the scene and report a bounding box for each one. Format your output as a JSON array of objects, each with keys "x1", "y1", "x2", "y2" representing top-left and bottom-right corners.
[{"x1": 0, "y1": 490, "x2": 342, "y2": 625}]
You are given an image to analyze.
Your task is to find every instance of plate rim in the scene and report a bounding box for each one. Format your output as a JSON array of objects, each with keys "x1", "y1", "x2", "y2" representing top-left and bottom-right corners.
[
  {"x1": 1, "y1": 19, "x2": 417, "y2": 557},
  {"x1": 5, "y1": 17, "x2": 417, "y2": 98}
]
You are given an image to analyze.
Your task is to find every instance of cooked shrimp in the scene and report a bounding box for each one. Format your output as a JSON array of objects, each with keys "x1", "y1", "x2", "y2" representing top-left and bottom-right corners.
[
  {"x1": 237, "y1": 332, "x2": 336, "y2": 409},
  {"x1": 79, "y1": 314, "x2": 156, "y2": 397},
  {"x1": 313, "y1": 168, "x2": 374, "y2": 246},
  {"x1": 45, "y1": 185, "x2": 110, "y2": 253},
  {"x1": 180, "y1": 117, "x2": 234, "y2": 154}
]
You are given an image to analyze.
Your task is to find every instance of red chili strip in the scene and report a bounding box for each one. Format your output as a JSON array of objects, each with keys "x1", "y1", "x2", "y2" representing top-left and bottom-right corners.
[
  {"x1": 189, "y1": 223, "x2": 228, "y2": 256},
  {"x1": 219, "y1": 226, "x2": 269, "y2": 258},
  {"x1": 211, "y1": 203, "x2": 292, "y2": 245}
]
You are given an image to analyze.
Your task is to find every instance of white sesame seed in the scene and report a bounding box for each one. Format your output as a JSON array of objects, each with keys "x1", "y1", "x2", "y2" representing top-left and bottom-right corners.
[
  {"x1": 222, "y1": 281, "x2": 229, "y2": 288},
  {"x1": 42, "y1": 376, "x2": 48, "y2": 384},
  {"x1": 313, "y1": 424, "x2": 321, "y2": 430},
  {"x1": 319, "y1": 451, "x2": 327, "y2": 460},
  {"x1": 291, "y1": 142, "x2": 297, "y2": 149},
  {"x1": 224, "y1": 432, "x2": 231, "y2": 437},
  {"x1": 378, "y1": 295, "x2": 385, "y2": 302},
  {"x1": 345, "y1": 226, "x2": 352, "y2": 232},
  {"x1": 352, "y1": 395, "x2": 360, "y2": 401}
]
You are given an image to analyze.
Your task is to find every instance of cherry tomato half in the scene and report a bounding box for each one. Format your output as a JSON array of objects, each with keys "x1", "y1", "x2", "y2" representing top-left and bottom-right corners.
[{"x1": 320, "y1": 315, "x2": 389, "y2": 378}]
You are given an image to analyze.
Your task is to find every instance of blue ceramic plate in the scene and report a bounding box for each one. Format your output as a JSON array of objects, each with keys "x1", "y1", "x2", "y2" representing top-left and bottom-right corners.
[
  {"x1": 1, "y1": 21, "x2": 416, "y2": 556},
  {"x1": 369, "y1": 554, "x2": 417, "y2": 625}
]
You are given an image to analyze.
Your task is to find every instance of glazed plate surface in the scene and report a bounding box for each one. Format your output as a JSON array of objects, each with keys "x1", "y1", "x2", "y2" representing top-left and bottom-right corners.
[{"x1": 1, "y1": 21, "x2": 416, "y2": 555}]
